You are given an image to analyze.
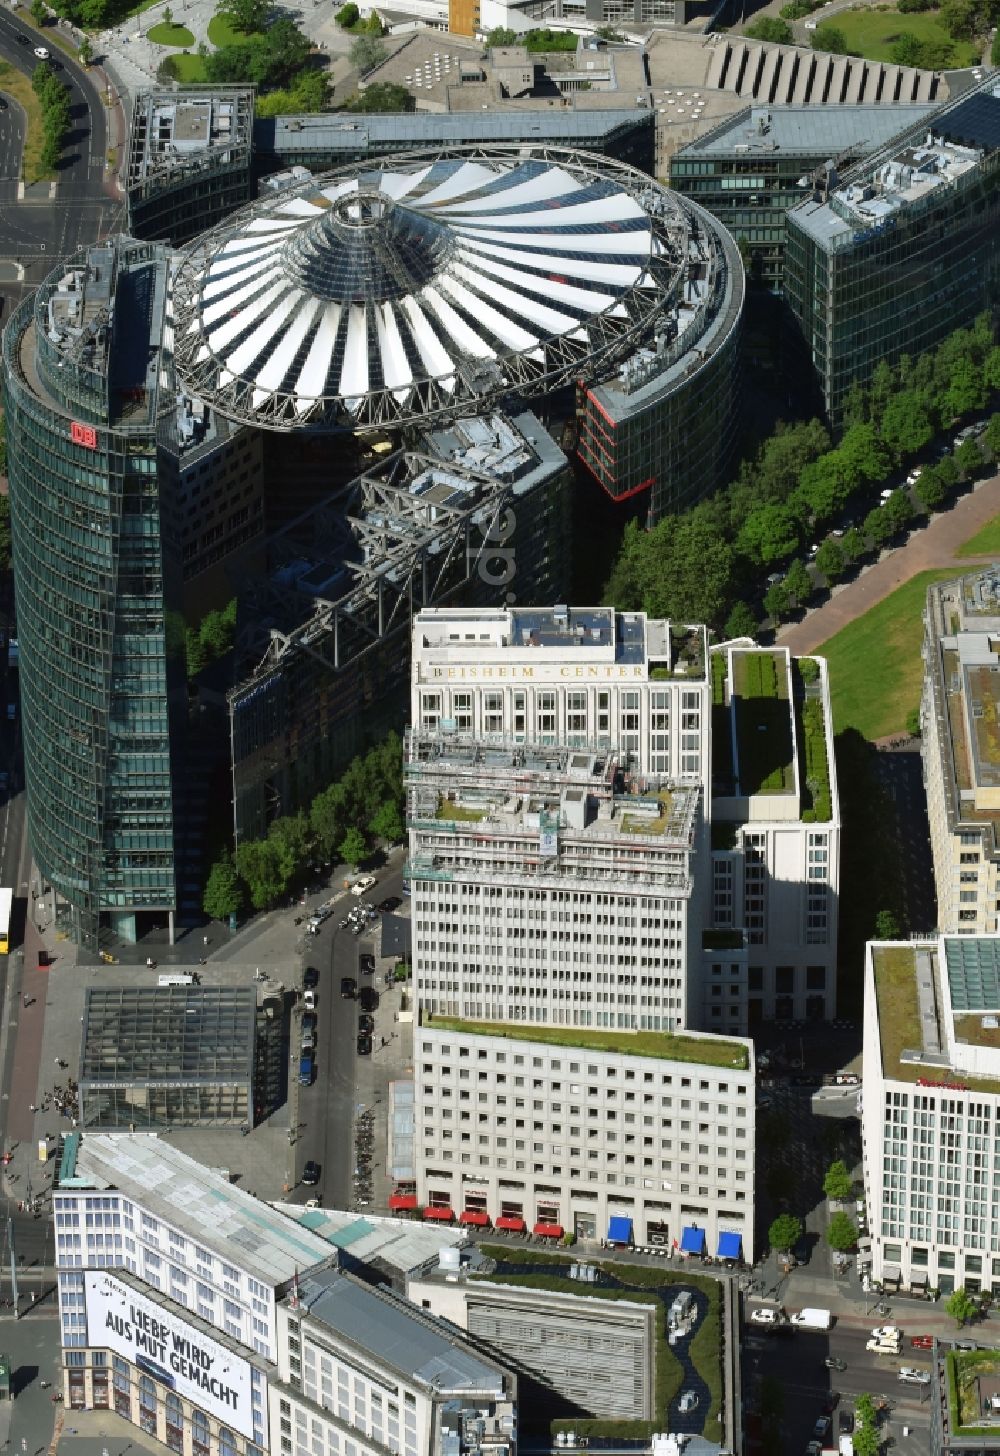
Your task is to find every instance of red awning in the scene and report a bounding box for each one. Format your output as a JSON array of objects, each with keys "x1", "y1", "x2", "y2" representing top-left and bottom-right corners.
[
  {"x1": 389, "y1": 1193, "x2": 418, "y2": 1211},
  {"x1": 460, "y1": 1210, "x2": 491, "y2": 1227},
  {"x1": 423, "y1": 1206, "x2": 455, "y2": 1222},
  {"x1": 533, "y1": 1222, "x2": 564, "y2": 1238},
  {"x1": 495, "y1": 1216, "x2": 526, "y2": 1232}
]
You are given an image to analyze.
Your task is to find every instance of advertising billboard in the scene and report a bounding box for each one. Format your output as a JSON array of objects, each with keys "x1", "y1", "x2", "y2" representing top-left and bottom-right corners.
[{"x1": 84, "y1": 1271, "x2": 256, "y2": 1438}]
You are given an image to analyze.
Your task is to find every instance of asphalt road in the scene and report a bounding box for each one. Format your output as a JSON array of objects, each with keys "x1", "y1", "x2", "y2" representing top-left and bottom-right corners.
[
  {"x1": 746, "y1": 1322, "x2": 933, "y2": 1454},
  {"x1": 0, "y1": 11, "x2": 115, "y2": 267},
  {"x1": 291, "y1": 862, "x2": 405, "y2": 1212}
]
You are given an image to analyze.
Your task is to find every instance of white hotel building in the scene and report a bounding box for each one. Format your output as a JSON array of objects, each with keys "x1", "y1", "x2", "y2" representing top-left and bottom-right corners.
[
  {"x1": 53, "y1": 1133, "x2": 517, "y2": 1456},
  {"x1": 862, "y1": 935, "x2": 1000, "y2": 1297}
]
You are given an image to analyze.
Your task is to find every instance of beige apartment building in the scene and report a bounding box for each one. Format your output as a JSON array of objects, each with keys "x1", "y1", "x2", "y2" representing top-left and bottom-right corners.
[{"x1": 922, "y1": 572, "x2": 1000, "y2": 934}]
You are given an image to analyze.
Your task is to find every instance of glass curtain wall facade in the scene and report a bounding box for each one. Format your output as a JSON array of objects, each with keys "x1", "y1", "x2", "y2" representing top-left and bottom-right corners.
[
  {"x1": 785, "y1": 136, "x2": 1000, "y2": 426},
  {"x1": 2, "y1": 240, "x2": 183, "y2": 948}
]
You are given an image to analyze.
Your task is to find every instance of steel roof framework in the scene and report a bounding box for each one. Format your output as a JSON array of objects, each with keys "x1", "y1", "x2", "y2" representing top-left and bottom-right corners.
[
  {"x1": 230, "y1": 445, "x2": 526, "y2": 697},
  {"x1": 173, "y1": 144, "x2": 697, "y2": 433}
]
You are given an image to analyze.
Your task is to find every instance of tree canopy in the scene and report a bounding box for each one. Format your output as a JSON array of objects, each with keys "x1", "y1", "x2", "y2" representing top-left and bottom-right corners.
[
  {"x1": 768, "y1": 1213, "x2": 802, "y2": 1253},
  {"x1": 822, "y1": 1160, "x2": 853, "y2": 1201},
  {"x1": 946, "y1": 1286, "x2": 979, "y2": 1327},
  {"x1": 349, "y1": 82, "x2": 414, "y2": 112},
  {"x1": 825, "y1": 1211, "x2": 858, "y2": 1251},
  {"x1": 210, "y1": 732, "x2": 405, "y2": 914}
]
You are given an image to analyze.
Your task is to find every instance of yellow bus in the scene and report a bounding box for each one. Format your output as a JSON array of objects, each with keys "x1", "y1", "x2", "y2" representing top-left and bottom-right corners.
[{"x1": 0, "y1": 888, "x2": 12, "y2": 955}]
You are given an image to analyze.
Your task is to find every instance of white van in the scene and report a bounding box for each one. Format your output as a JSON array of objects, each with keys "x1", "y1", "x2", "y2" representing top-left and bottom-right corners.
[
  {"x1": 898, "y1": 1367, "x2": 931, "y2": 1386},
  {"x1": 158, "y1": 973, "x2": 194, "y2": 986}
]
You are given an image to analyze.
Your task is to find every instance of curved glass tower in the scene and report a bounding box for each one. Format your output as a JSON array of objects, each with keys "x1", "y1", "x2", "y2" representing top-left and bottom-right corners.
[{"x1": 2, "y1": 239, "x2": 183, "y2": 949}]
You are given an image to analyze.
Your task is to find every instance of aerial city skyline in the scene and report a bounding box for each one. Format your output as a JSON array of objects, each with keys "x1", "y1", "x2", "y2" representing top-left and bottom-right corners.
[{"x1": 0, "y1": 8, "x2": 999, "y2": 1456}]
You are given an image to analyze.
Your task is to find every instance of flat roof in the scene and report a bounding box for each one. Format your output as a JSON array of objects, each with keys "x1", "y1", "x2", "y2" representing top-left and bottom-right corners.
[
  {"x1": 790, "y1": 80, "x2": 1000, "y2": 251},
  {"x1": 80, "y1": 986, "x2": 256, "y2": 1088},
  {"x1": 681, "y1": 102, "x2": 939, "y2": 158},
  {"x1": 421, "y1": 1014, "x2": 750, "y2": 1071},
  {"x1": 296, "y1": 1266, "x2": 506, "y2": 1392},
  {"x1": 872, "y1": 941, "x2": 1000, "y2": 1086},
  {"x1": 64, "y1": 1134, "x2": 334, "y2": 1286},
  {"x1": 272, "y1": 1205, "x2": 465, "y2": 1274},
  {"x1": 262, "y1": 109, "x2": 652, "y2": 155}
]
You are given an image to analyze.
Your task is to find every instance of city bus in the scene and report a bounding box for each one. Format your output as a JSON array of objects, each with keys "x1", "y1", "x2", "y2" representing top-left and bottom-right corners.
[{"x1": 0, "y1": 888, "x2": 11, "y2": 955}]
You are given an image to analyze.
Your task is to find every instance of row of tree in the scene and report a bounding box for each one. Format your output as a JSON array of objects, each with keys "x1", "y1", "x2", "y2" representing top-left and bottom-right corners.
[
  {"x1": 202, "y1": 731, "x2": 405, "y2": 919},
  {"x1": 604, "y1": 314, "x2": 1000, "y2": 637},
  {"x1": 32, "y1": 61, "x2": 70, "y2": 172}
]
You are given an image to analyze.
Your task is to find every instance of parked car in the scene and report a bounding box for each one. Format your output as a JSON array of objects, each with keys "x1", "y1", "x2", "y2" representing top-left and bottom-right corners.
[
  {"x1": 839, "y1": 1410, "x2": 854, "y2": 1435},
  {"x1": 303, "y1": 966, "x2": 319, "y2": 989},
  {"x1": 898, "y1": 1368, "x2": 931, "y2": 1386},
  {"x1": 351, "y1": 875, "x2": 377, "y2": 897},
  {"x1": 358, "y1": 1012, "x2": 375, "y2": 1033},
  {"x1": 359, "y1": 953, "x2": 375, "y2": 976},
  {"x1": 910, "y1": 1334, "x2": 933, "y2": 1350},
  {"x1": 340, "y1": 976, "x2": 357, "y2": 999},
  {"x1": 750, "y1": 1309, "x2": 779, "y2": 1325},
  {"x1": 302, "y1": 1161, "x2": 320, "y2": 1186},
  {"x1": 813, "y1": 1417, "x2": 830, "y2": 1440},
  {"x1": 678, "y1": 1392, "x2": 698, "y2": 1413},
  {"x1": 358, "y1": 986, "x2": 379, "y2": 1012},
  {"x1": 378, "y1": 896, "x2": 401, "y2": 913},
  {"x1": 356, "y1": 1033, "x2": 373, "y2": 1056},
  {"x1": 303, "y1": 989, "x2": 316, "y2": 1011},
  {"x1": 300, "y1": 1028, "x2": 316, "y2": 1052},
  {"x1": 301, "y1": 1011, "x2": 317, "y2": 1034}
]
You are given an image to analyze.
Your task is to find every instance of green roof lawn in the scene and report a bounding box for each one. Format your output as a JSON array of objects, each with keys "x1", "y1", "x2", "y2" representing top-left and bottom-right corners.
[
  {"x1": 423, "y1": 1014, "x2": 748, "y2": 1070},
  {"x1": 874, "y1": 947, "x2": 1000, "y2": 1090},
  {"x1": 732, "y1": 651, "x2": 794, "y2": 795}
]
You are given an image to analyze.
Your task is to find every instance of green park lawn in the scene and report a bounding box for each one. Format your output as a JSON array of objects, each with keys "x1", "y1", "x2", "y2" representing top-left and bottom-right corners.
[
  {"x1": 831, "y1": 5, "x2": 978, "y2": 65},
  {"x1": 207, "y1": 11, "x2": 246, "y2": 45},
  {"x1": 957, "y1": 515, "x2": 1000, "y2": 557},
  {"x1": 147, "y1": 19, "x2": 196, "y2": 44},
  {"x1": 817, "y1": 568, "x2": 958, "y2": 741},
  {"x1": 170, "y1": 50, "x2": 208, "y2": 77}
]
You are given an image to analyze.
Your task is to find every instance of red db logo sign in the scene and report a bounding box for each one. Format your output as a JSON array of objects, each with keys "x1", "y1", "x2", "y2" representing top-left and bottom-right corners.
[{"x1": 70, "y1": 421, "x2": 97, "y2": 449}]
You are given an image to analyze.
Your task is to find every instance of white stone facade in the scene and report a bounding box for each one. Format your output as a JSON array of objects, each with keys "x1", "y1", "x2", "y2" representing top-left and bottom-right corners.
[{"x1": 415, "y1": 1021, "x2": 755, "y2": 1259}]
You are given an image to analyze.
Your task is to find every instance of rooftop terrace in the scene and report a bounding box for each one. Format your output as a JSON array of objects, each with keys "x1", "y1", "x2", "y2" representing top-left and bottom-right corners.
[{"x1": 422, "y1": 1014, "x2": 750, "y2": 1070}]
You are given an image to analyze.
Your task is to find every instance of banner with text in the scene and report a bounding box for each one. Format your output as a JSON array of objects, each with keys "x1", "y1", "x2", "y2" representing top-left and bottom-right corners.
[{"x1": 84, "y1": 1271, "x2": 256, "y2": 1438}]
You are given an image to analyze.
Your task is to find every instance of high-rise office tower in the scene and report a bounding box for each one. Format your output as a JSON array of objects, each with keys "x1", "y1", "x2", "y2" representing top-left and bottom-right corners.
[{"x1": 2, "y1": 240, "x2": 185, "y2": 947}]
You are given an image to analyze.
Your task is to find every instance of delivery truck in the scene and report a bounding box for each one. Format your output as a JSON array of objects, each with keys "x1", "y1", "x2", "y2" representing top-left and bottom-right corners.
[{"x1": 790, "y1": 1308, "x2": 833, "y2": 1331}]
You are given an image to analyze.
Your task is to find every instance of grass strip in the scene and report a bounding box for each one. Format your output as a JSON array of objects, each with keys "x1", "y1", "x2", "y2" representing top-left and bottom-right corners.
[
  {"x1": 0, "y1": 60, "x2": 51, "y2": 183},
  {"x1": 957, "y1": 514, "x2": 1000, "y2": 558}
]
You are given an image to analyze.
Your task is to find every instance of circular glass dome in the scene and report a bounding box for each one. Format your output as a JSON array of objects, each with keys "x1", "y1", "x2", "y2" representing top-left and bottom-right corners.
[{"x1": 171, "y1": 147, "x2": 691, "y2": 430}]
